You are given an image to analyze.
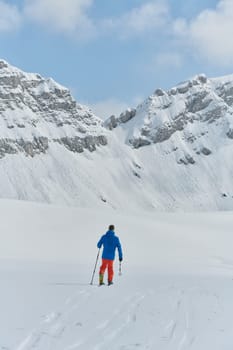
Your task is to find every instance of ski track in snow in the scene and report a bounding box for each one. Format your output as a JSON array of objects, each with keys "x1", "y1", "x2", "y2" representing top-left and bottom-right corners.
[
  {"x1": 13, "y1": 278, "x2": 233, "y2": 350},
  {"x1": 15, "y1": 289, "x2": 92, "y2": 350},
  {"x1": 15, "y1": 288, "x2": 146, "y2": 350}
]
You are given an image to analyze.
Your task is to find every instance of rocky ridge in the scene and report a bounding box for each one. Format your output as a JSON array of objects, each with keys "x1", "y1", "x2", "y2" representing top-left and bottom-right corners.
[
  {"x1": 0, "y1": 60, "x2": 107, "y2": 158},
  {"x1": 105, "y1": 74, "x2": 233, "y2": 166}
]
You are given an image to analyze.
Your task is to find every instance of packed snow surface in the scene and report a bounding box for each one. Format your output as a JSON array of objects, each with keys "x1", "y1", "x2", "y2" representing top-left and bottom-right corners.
[{"x1": 1, "y1": 200, "x2": 233, "y2": 349}]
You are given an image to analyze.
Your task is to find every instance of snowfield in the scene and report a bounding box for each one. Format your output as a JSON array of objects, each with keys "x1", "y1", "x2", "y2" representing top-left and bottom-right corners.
[{"x1": 1, "y1": 200, "x2": 233, "y2": 349}]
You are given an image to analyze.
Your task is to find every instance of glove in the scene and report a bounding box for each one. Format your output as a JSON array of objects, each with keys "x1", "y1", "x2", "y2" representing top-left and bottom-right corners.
[{"x1": 119, "y1": 258, "x2": 123, "y2": 262}]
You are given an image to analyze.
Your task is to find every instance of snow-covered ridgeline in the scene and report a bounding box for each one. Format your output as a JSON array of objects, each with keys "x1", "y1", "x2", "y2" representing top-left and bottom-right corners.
[
  {"x1": 1, "y1": 59, "x2": 233, "y2": 210},
  {"x1": 105, "y1": 74, "x2": 233, "y2": 151},
  {"x1": 0, "y1": 59, "x2": 107, "y2": 157}
]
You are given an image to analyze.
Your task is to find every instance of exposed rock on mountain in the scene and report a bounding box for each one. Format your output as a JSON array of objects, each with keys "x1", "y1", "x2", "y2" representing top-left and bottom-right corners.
[
  {"x1": 1, "y1": 59, "x2": 233, "y2": 211},
  {"x1": 105, "y1": 74, "x2": 233, "y2": 157},
  {"x1": 0, "y1": 59, "x2": 107, "y2": 158}
]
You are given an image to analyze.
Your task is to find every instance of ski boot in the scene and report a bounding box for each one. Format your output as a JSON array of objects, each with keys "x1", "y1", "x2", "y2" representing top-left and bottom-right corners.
[{"x1": 99, "y1": 274, "x2": 105, "y2": 286}]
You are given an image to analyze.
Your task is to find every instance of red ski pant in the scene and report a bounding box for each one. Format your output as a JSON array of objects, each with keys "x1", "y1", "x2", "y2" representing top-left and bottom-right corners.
[{"x1": 99, "y1": 259, "x2": 114, "y2": 282}]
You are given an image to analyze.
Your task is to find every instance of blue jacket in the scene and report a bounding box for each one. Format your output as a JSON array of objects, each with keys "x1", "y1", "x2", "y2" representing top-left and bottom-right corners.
[{"x1": 97, "y1": 230, "x2": 123, "y2": 261}]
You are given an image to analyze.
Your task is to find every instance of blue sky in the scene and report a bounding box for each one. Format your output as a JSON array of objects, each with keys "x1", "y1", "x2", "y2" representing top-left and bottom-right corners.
[{"x1": 0, "y1": 0, "x2": 232, "y2": 117}]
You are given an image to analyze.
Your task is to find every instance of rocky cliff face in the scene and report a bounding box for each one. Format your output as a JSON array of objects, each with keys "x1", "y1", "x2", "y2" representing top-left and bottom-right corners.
[
  {"x1": 0, "y1": 60, "x2": 107, "y2": 158},
  {"x1": 105, "y1": 74, "x2": 233, "y2": 161}
]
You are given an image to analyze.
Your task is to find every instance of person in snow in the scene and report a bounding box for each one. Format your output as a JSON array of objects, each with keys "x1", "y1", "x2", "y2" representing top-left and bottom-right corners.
[{"x1": 97, "y1": 225, "x2": 123, "y2": 286}]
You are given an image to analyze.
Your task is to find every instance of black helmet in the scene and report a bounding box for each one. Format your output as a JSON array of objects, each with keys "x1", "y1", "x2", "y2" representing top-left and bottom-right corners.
[{"x1": 109, "y1": 224, "x2": 115, "y2": 231}]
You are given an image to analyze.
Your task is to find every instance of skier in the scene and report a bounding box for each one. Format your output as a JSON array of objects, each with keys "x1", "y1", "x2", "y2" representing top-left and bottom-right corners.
[{"x1": 97, "y1": 225, "x2": 123, "y2": 286}]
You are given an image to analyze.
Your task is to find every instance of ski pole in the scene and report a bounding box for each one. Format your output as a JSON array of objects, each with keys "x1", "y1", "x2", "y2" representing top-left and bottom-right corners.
[
  {"x1": 90, "y1": 249, "x2": 100, "y2": 285},
  {"x1": 119, "y1": 261, "x2": 122, "y2": 276}
]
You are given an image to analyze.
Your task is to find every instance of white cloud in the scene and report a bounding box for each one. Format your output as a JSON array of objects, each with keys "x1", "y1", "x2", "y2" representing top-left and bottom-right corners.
[
  {"x1": 154, "y1": 52, "x2": 183, "y2": 69},
  {"x1": 24, "y1": 0, "x2": 94, "y2": 36},
  {"x1": 103, "y1": 1, "x2": 169, "y2": 37},
  {"x1": 90, "y1": 98, "x2": 129, "y2": 119},
  {"x1": 174, "y1": 0, "x2": 233, "y2": 66},
  {"x1": 3, "y1": 0, "x2": 169, "y2": 40},
  {"x1": 90, "y1": 97, "x2": 143, "y2": 120},
  {"x1": 0, "y1": 1, "x2": 22, "y2": 33}
]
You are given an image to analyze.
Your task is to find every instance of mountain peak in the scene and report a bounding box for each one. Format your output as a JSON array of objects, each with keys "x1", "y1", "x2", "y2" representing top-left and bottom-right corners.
[
  {"x1": 0, "y1": 59, "x2": 9, "y2": 68},
  {"x1": 0, "y1": 59, "x2": 107, "y2": 158},
  {"x1": 1, "y1": 60, "x2": 233, "y2": 211},
  {"x1": 105, "y1": 72, "x2": 233, "y2": 150}
]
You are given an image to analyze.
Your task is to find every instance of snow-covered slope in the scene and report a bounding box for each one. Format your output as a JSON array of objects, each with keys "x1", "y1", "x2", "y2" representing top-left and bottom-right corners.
[
  {"x1": 1, "y1": 59, "x2": 233, "y2": 210},
  {"x1": 104, "y1": 74, "x2": 233, "y2": 210},
  {"x1": 1, "y1": 200, "x2": 233, "y2": 349},
  {"x1": 0, "y1": 59, "x2": 110, "y2": 206}
]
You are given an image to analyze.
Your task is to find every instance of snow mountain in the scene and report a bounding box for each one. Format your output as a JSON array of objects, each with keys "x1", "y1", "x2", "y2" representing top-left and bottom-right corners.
[
  {"x1": 105, "y1": 73, "x2": 233, "y2": 210},
  {"x1": 0, "y1": 60, "x2": 110, "y2": 206},
  {"x1": 0, "y1": 59, "x2": 107, "y2": 157},
  {"x1": 106, "y1": 73, "x2": 233, "y2": 154},
  {"x1": 1, "y1": 59, "x2": 233, "y2": 210}
]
